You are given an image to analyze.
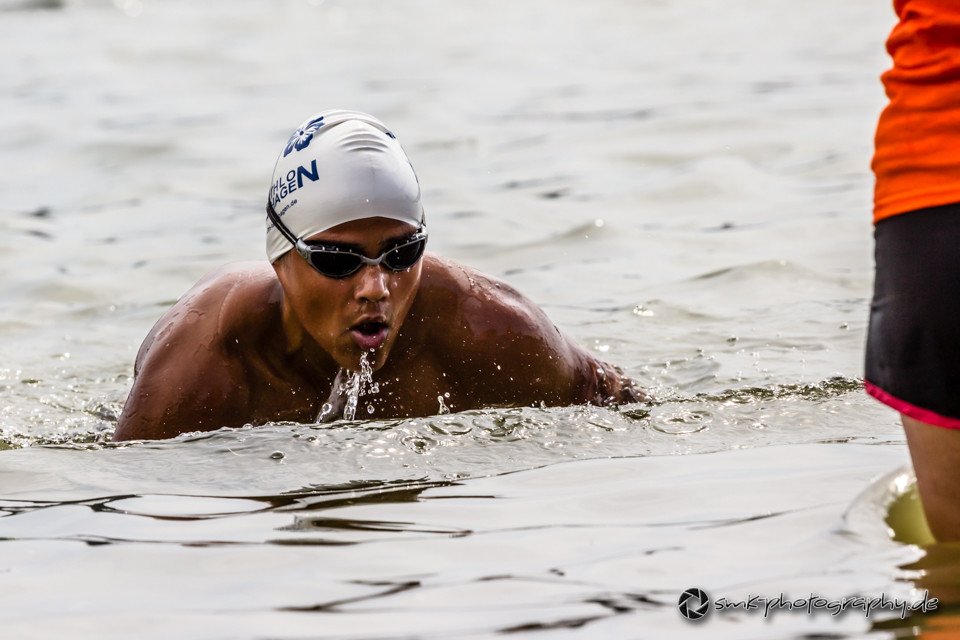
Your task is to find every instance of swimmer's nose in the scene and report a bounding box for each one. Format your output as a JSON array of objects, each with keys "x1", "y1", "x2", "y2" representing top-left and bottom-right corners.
[{"x1": 354, "y1": 264, "x2": 390, "y2": 303}]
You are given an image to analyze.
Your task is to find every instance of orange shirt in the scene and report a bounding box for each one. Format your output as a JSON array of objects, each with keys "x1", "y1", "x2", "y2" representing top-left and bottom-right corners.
[{"x1": 872, "y1": 0, "x2": 960, "y2": 223}]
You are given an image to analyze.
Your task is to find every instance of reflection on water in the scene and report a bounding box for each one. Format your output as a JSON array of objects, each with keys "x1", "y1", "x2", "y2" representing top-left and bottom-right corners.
[{"x1": 0, "y1": 441, "x2": 918, "y2": 639}]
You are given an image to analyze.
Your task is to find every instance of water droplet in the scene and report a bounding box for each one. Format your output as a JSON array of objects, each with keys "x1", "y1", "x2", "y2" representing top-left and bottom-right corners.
[
  {"x1": 317, "y1": 402, "x2": 333, "y2": 421},
  {"x1": 367, "y1": 404, "x2": 375, "y2": 415},
  {"x1": 444, "y1": 392, "x2": 450, "y2": 398},
  {"x1": 340, "y1": 352, "x2": 379, "y2": 421},
  {"x1": 270, "y1": 451, "x2": 285, "y2": 460}
]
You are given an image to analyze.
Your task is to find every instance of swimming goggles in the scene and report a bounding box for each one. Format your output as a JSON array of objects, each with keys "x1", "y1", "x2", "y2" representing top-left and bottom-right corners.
[{"x1": 266, "y1": 204, "x2": 428, "y2": 279}]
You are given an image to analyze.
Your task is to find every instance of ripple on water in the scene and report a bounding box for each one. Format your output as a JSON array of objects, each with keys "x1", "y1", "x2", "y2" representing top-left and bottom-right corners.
[{"x1": 0, "y1": 376, "x2": 900, "y2": 509}]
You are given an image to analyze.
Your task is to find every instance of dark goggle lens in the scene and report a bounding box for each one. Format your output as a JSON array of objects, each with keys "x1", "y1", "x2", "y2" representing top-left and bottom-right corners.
[
  {"x1": 305, "y1": 236, "x2": 427, "y2": 278},
  {"x1": 383, "y1": 237, "x2": 427, "y2": 270},
  {"x1": 308, "y1": 252, "x2": 364, "y2": 278}
]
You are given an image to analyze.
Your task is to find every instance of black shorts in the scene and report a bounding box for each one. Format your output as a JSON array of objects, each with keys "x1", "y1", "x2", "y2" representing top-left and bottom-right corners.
[{"x1": 866, "y1": 202, "x2": 960, "y2": 428}]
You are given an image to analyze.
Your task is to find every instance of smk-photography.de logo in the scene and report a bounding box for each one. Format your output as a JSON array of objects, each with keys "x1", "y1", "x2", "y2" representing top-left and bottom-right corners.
[
  {"x1": 678, "y1": 587, "x2": 711, "y2": 621},
  {"x1": 676, "y1": 587, "x2": 938, "y2": 622}
]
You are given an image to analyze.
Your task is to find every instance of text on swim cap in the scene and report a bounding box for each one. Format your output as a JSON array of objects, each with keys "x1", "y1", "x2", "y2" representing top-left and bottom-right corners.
[{"x1": 269, "y1": 160, "x2": 319, "y2": 208}]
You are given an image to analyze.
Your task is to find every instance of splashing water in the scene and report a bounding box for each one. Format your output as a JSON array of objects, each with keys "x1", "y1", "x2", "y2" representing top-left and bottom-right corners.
[
  {"x1": 340, "y1": 352, "x2": 377, "y2": 421},
  {"x1": 317, "y1": 403, "x2": 334, "y2": 422}
]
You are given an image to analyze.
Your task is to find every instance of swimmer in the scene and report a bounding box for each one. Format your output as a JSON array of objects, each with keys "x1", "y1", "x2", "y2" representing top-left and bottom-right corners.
[{"x1": 113, "y1": 110, "x2": 643, "y2": 441}]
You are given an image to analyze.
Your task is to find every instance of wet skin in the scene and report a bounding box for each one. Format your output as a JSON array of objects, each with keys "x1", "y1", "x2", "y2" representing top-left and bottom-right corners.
[
  {"x1": 113, "y1": 217, "x2": 644, "y2": 441},
  {"x1": 902, "y1": 415, "x2": 960, "y2": 541}
]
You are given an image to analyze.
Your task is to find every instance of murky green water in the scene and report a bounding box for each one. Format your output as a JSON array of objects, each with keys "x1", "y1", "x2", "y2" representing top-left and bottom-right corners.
[{"x1": 3, "y1": 0, "x2": 957, "y2": 638}]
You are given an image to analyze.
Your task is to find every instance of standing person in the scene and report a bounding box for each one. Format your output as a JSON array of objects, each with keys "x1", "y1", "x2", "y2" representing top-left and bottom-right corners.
[
  {"x1": 114, "y1": 110, "x2": 642, "y2": 442},
  {"x1": 865, "y1": 1, "x2": 960, "y2": 540}
]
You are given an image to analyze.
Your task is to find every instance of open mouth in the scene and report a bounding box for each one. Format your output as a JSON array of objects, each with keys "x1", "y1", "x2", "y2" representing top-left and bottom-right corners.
[{"x1": 349, "y1": 320, "x2": 390, "y2": 350}]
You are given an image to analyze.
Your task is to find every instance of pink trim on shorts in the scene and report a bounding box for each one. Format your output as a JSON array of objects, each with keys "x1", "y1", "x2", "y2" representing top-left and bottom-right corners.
[{"x1": 865, "y1": 381, "x2": 960, "y2": 429}]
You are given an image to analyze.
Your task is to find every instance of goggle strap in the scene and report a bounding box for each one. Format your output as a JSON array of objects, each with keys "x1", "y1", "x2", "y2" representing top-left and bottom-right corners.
[{"x1": 265, "y1": 203, "x2": 301, "y2": 247}]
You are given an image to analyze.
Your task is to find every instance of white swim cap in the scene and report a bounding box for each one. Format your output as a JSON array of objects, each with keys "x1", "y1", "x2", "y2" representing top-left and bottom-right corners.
[{"x1": 266, "y1": 110, "x2": 424, "y2": 263}]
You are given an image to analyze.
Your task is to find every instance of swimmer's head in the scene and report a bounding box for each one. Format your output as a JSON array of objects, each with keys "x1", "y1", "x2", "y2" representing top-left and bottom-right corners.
[{"x1": 265, "y1": 110, "x2": 424, "y2": 263}]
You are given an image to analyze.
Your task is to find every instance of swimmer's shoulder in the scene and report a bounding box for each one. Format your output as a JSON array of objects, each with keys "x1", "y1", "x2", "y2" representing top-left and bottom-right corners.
[
  {"x1": 134, "y1": 261, "x2": 281, "y2": 374},
  {"x1": 116, "y1": 262, "x2": 285, "y2": 441},
  {"x1": 414, "y1": 254, "x2": 644, "y2": 406},
  {"x1": 415, "y1": 253, "x2": 573, "y2": 361},
  {"x1": 418, "y1": 253, "x2": 525, "y2": 303},
  {"x1": 418, "y1": 254, "x2": 553, "y2": 330}
]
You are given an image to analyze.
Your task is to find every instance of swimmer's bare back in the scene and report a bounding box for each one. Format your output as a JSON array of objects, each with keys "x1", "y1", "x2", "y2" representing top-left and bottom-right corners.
[{"x1": 113, "y1": 254, "x2": 644, "y2": 441}]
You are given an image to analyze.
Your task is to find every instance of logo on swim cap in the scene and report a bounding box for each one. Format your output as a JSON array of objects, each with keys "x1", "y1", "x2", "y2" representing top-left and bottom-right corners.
[
  {"x1": 282, "y1": 115, "x2": 326, "y2": 157},
  {"x1": 269, "y1": 159, "x2": 321, "y2": 208}
]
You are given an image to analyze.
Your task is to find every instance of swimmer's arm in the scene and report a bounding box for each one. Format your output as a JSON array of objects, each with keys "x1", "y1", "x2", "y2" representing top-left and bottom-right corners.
[
  {"x1": 902, "y1": 415, "x2": 960, "y2": 541},
  {"x1": 114, "y1": 301, "x2": 250, "y2": 442},
  {"x1": 574, "y1": 349, "x2": 647, "y2": 406}
]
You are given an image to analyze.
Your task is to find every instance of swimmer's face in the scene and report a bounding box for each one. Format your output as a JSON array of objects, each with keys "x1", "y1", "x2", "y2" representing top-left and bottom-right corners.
[{"x1": 274, "y1": 216, "x2": 423, "y2": 372}]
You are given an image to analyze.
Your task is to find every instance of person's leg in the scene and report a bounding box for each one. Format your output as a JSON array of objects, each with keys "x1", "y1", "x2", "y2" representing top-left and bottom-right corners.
[{"x1": 902, "y1": 414, "x2": 960, "y2": 541}]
